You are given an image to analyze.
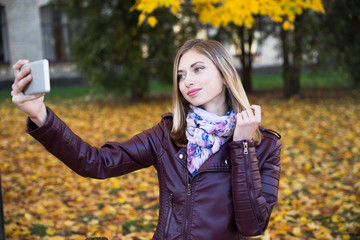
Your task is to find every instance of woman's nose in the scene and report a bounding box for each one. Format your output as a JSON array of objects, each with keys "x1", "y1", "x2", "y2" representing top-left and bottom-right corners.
[{"x1": 184, "y1": 73, "x2": 195, "y2": 87}]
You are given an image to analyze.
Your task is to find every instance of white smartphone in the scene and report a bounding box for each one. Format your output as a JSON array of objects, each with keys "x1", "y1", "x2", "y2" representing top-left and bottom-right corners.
[{"x1": 21, "y1": 59, "x2": 50, "y2": 95}]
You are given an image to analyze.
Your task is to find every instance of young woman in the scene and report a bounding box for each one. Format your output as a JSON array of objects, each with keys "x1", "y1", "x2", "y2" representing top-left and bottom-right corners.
[{"x1": 12, "y1": 39, "x2": 281, "y2": 239}]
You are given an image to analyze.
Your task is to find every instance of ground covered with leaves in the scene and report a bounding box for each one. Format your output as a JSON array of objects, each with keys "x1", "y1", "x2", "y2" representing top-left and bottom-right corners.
[{"x1": 1, "y1": 91, "x2": 359, "y2": 239}]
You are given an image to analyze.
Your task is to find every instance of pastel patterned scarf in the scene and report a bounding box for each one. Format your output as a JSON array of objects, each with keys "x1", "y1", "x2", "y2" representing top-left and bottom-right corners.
[{"x1": 186, "y1": 105, "x2": 236, "y2": 175}]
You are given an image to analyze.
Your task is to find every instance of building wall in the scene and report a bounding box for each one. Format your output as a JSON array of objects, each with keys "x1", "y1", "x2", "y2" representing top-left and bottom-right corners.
[
  {"x1": 199, "y1": 28, "x2": 282, "y2": 70},
  {"x1": 6, "y1": 0, "x2": 43, "y2": 63},
  {"x1": 253, "y1": 35, "x2": 282, "y2": 67},
  {"x1": 0, "y1": 0, "x2": 78, "y2": 83}
]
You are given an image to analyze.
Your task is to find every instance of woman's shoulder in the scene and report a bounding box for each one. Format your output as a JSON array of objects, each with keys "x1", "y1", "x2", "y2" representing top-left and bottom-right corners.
[
  {"x1": 258, "y1": 126, "x2": 282, "y2": 151},
  {"x1": 259, "y1": 126, "x2": 281, "y2": 141},
  {"x1": 257, "y1": 127, "x2": 281, "y2": 162},
  {"x1": 142, "y1": 112, "x2": 173, "y2": 142},
  {"x1": 161, "y1": 112, "x2": 173, "y2": 120},
  {"x1": 160, "y1": 112, "x2": 174, "y2": 131}
]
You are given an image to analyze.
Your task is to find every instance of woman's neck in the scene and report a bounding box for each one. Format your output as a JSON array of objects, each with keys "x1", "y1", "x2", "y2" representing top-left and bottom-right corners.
[{"x1": 200, "y1": 101, "x2": 229, "y2": 116}]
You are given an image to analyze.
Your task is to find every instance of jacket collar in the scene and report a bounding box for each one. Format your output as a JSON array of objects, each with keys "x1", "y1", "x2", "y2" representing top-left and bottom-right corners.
[{"x1": 175, "y1": 142, "x2": 231, "y2": 174}]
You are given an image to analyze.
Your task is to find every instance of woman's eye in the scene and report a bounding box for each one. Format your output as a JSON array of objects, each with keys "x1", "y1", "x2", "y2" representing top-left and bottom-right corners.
[
  {"x1": 177, "y1": 74, "x2": 185, "y2": 81},
  {"x1": 195, "y1": 66, "x2": 204, "y2": 72}
]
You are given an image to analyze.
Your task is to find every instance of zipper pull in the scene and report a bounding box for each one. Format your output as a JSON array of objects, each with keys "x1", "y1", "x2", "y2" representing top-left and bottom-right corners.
[
  {"x1": 187, "y1": 183, "x2": 191, "y2": 196},
  {"x1": 169, "y1": 193, "x2": 173, "y2": 207},
  {"x1": 243, "y1": 141, "x2": 248, "y2": 155}
]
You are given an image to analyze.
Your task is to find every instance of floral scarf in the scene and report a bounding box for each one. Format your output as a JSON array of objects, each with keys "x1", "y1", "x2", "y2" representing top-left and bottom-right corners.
[{"x1": 186, "y1": 105, "x2": 236, "y2": 175}]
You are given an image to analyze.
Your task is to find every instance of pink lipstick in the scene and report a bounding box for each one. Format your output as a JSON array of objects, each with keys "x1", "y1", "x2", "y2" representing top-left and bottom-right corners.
[{"x1": 187, "y1": 88, "x2": 202, "y2": 96}]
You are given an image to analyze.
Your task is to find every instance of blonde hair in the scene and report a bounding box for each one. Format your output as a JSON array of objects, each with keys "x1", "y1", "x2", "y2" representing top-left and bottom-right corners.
[{"x1": 171, "y1": 39, "x2": 262, "y2": 146}]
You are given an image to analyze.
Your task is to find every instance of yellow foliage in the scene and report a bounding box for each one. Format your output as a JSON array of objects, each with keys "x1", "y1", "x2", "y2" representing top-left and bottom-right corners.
[
  {"x1": 132, "y1": 0, "x2": 325, "y2": 29},
  {"x1": 132, "y1": 0, "x2": 182, "y2": 15},
  {"x1": 2, "y1": 92, "x2": 360, "y2": 239}
]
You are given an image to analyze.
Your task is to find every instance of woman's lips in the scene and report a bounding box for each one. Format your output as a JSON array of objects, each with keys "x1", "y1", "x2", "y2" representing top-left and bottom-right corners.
[{"x1": 187, "y1": 88, "x2": 202, "y2": 96}]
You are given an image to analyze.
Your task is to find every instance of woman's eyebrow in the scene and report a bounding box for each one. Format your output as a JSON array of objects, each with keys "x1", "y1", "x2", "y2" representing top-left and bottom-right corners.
[
  {"x1": 178, "y1": 61, "x2": 205, "y2": 73},
  {"x1": 190, "y1": 61, "x2": 204, "y2": 68}
]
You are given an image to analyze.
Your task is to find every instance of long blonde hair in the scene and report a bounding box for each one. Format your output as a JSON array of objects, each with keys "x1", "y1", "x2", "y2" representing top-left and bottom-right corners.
[{"x1": 171, "y1": 39, "x2": 262, "y2": 146}]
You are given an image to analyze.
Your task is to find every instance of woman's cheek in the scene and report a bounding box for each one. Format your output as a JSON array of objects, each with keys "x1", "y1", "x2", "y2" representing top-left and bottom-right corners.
[{"x1": 179, "y1": 83, "x2": 186, "y2": 97}]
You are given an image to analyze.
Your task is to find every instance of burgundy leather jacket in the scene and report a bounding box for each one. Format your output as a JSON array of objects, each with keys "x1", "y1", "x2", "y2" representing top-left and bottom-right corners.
[{"x1": 26, "y1": 107, "x2": 281, "y2": 240}]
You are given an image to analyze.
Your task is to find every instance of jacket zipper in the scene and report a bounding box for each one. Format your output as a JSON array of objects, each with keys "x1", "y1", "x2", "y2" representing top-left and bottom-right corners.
[
  {"x1": 184, "y1": 173, "x2": 192, "y2": 240},
  {"x1": 183, "y1": 162, "x2": 230, "y2": 239},
  {"x1": 243, "y1": 141, "x2": 262, "y2": 223},
  {"x1": 164, "y1": 193, "x2": 173, "y2": 238}
]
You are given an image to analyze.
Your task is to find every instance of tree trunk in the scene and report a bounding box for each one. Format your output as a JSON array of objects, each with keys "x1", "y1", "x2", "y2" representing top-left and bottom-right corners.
[
  {"x1": 238, "y1": 26, "x2": 254, "y2": 93},
  {"x1": 290, "y1": 14, "x2": 303, "y2": 96},
  {"x1": 281, "y1": 28, "x2": 291, "y2": 97},
  {"x1": 282, "y1": 14, "x2": 304, "y2": 98},
  {"x1": 130, "y1": 64, "x2": 148, "y2": 101}
]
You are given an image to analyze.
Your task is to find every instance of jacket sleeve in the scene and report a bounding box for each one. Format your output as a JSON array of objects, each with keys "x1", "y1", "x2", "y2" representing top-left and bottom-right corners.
[
  {"x1": 26, "y1": 107, "x2": 167, "y2": 179},
  {"x1": 229, "y1": 135, "x2": 281, "y2": 236}
]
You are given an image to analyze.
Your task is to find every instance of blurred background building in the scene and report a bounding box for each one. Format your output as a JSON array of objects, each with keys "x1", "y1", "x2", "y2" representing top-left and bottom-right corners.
[
  {"x1": 0, "y1": 0, "x2": 281, "y2": 86},
  {"x1": 0, "y1": 0, "x2": 80, "y2": 86}
]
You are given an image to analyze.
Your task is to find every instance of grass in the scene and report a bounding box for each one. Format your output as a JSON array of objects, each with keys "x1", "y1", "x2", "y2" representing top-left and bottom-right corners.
[
  {"x1": 252, "y1": 69, "x2": 350, "y2": 90},
  {"x1": 0, "y1": 80, "x2": 173, "y2": 102},
  {"x1": 0, "y1": 70, "x2": 351, "y2": 102}
]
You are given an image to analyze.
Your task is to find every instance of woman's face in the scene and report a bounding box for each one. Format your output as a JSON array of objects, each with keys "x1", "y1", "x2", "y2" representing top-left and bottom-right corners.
[{"x1": 178, "y1": 49, "x2": 227, "y2": 116}]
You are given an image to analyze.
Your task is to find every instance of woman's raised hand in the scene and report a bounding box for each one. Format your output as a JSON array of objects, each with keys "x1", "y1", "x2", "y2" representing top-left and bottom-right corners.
[
  {"x1": 11, "y1": 59, "x2": 47, "y2": 127},
  {"x1": 233, "y1": 105, "x2": 261, "y2": 142}
]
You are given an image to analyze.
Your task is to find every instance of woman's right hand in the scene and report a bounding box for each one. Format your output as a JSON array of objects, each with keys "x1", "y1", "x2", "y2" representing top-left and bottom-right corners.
[{"x1": 11, "y1": 59, "x2": 47, "y2": 127}]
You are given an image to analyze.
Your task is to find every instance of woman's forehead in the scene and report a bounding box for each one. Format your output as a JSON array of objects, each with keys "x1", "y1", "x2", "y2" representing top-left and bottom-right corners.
[{"x1": 178, "y1": 50, "x2": 211, "y2": 69}]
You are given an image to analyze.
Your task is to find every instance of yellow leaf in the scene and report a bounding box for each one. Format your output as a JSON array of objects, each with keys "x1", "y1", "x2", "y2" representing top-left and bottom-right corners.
[
  {"x1": 282, "y1": 21, "x2": 290, "y2": 31},
  {"x1": 48, "y1": 236, "x2": 66, "y2": 240},
  {"x1": 331, "y1": 215, "x2": 340, "y2": 223},
  {"x1": 342, "y1": 235, "x2": 351, "y2": 240},
  {"x1": 118, "y1": 196, "x2": 126, "y2": 203},
  {"x1": 307, "y1": 222, "x2": 319, "y2": 230},
  {"x1": 108, "y1": 225, "x2": 118, "y2": 231},
  {"x1": 24, "y1": 213, "x2": 32, "y2": 221},
  {"x1": 46, "y1": 228, "x2": 57, "y2": 236},
  {"x1": 111, "y1": 178, "x2": 120, "y2": 189},
  {"x1": 147, "y1": 16, "x2": 158, "y2": 27},
  {"x1": 89, "y1": 219, "x2": 100, "y2": 226},
  {"x1": 292, "y1": 227, "x2": 302, "y2": 236},
  {"x1": 314, "y1": 226, "x2": 333, "y2": 239},
  {"x1": 304, "y1": 163, "x2": 312, "y2": 170},
  {"x1": 138, "y1": 13, "x2": 146, "y2": 26},
  {"x1": 300, "y1": 216, "x2": 308, "y2": 223},
  {"x1": 283, "y1": 188, "x2": 292, "y2": 195},
  {"x1": 64, "y1": 220, "x2": 76, "y2": 227}
]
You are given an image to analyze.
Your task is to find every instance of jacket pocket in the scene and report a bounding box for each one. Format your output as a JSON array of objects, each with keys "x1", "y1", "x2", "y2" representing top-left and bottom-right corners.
[{"x1": 164, "y1": 193, "x2": 173, "y2": 238}]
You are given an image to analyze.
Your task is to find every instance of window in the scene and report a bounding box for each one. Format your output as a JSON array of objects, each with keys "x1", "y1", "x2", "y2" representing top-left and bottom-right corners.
[
  {"x1": 0, "y1": 5, "x2": 9, "y2": 64},
  {"x1": 40, "y1": 6, "x2": 71, "y2": 62}
]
